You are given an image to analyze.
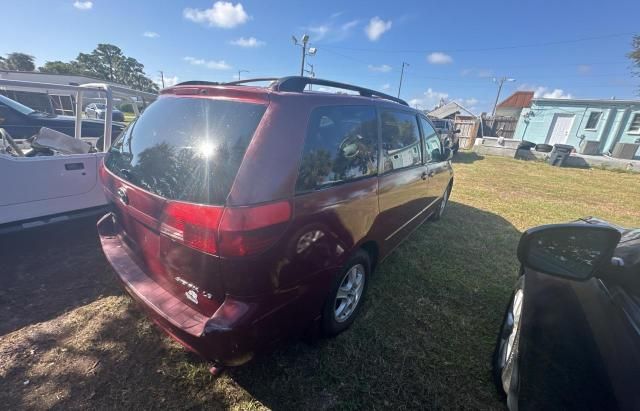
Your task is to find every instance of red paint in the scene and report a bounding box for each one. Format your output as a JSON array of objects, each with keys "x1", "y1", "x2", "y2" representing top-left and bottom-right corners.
[{"x1": 98, "y1": 82, "x2": 454, "y2": 366}]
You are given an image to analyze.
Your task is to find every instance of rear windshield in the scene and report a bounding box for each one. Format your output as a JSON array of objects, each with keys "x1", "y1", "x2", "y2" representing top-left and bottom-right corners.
[{"x1": 105, "y1": 96, "x2": 266, "y2": 205}]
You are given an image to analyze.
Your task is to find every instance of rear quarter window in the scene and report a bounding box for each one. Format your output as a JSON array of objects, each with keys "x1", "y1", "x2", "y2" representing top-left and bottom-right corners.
[
  {"x1": 296, "y1": 105, "x2": 378, "y2": 193},
  {"x1": 105, "y1": 96, "x2": 266, "y2": 205}
]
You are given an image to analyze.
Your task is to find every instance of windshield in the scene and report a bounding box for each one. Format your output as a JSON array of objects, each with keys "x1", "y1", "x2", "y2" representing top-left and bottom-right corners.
[
  {"x1": 95, "y1": 104, "x2": 106, "y2": 109},
  {"x1": 0, "y1": 94, "x2": 36, "y2": 115}
]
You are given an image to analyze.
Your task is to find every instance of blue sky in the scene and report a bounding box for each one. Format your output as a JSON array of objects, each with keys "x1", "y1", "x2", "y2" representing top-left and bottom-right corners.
[{"x1": 1, "y1": 0, "x2": 639, "y2": 113}]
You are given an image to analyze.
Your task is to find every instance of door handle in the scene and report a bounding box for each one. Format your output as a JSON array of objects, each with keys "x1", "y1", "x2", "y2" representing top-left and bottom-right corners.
[{"x1": 65, "y1": 162, "x2": 84, "y2": 171}]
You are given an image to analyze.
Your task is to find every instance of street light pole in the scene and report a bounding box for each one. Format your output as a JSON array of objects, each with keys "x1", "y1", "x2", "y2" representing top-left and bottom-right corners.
[
  {"x1": 292, "y1": 34, "x2": 316, "y2": 76},
  {"x1": 238, "y1": 69, "x2": 249, "y2": 81},
  {"x1": 397, "y1": 62, "x2": 409, "y2": 98},
  {"x1": 158, "y1": 70, "x2": 165, "y2": 88},
  {"x1": 491, "y1": 76, "x2": 515, "y2": 116},
  {"x1": 304, "y1": 63, "x2": 315, "y2": 90}
]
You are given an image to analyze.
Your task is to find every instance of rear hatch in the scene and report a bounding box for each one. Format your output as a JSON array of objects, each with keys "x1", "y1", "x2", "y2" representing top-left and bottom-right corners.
[{"x1": 102, "y1": 91, "x2": 268, "y2": 316}]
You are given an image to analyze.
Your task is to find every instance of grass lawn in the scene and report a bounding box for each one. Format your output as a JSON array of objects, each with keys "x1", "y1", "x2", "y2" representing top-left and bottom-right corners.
[{"x1": 1, "y1": 153, "x2": 639, "y2": 410}]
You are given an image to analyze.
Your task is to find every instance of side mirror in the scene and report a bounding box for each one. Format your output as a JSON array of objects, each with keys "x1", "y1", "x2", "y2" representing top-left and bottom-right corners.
[
  {"x1": 454, "y1": 129, "x2": 461, "y2": 134},
  {"x1": 517, "y1": 223, "x2": 621, "y2": 281}
]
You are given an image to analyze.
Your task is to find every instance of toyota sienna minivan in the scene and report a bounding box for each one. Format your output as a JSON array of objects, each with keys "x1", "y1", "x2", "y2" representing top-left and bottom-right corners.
[{"x1": 97, "y1": 76, "x2": 454, "y2": 366}]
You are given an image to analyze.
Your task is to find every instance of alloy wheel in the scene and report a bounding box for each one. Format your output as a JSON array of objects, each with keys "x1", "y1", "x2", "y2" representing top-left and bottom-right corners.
[{"x1": 334, "y1": 264, "x2": 365, "y2": 323}]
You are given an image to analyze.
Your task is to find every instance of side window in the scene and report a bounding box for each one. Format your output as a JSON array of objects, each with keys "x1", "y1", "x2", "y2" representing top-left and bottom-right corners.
[
  {"x1": 381, "y1": 110, "x2": 422, "y2": 172},
  {"x1": 420, "y1": 117, "x2": 443, "y2": 163},
  {"x1": 296, "y1": 105, "x2": 378, "y2": 193}
]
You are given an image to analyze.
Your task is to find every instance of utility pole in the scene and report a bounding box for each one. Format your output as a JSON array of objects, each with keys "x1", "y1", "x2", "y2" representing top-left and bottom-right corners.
[
  {"x1": 304, "y1": 63, "x2": 315, "y2": 90},
  {"x1": 238, "y1": 69, "x2": 249, "y2": 81},
  {"x1": 491, "y1": 76, "x2": 515, "y2": 116},
  {"x1": 397, "y1": 62, "x2": 409, "y2": 98},
  {"x1": 158, "y1": 71, "x2": 165, "y2": 88},
  {"x1": 292, "y1": 34, "x2": 317, "y2": 76}
]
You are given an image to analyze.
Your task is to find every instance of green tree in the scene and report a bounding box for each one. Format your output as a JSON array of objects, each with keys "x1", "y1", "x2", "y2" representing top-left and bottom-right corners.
[
  {"x1": 629, "y1": 35, "x2": 640, "y2": 95},
  {"x1": 38, "y1": 60, "x2": 86, "y2": 75},
  {"x1": 75, "y1": 44, "x2": 158, "y2": 93},
  {"x1": 0, "y1": 52, "x2": 36, "y2": 71}
]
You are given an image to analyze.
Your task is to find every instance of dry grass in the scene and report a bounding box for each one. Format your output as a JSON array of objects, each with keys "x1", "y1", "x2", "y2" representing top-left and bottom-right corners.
[{"x1": 1, "y1": 153, "x2": 638, "y2": 410}]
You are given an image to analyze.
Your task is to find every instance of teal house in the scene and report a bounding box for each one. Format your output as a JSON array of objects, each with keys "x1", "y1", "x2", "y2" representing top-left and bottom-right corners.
[{"x1": 513, "y1": 98, "x2": 640, "y2": 158}]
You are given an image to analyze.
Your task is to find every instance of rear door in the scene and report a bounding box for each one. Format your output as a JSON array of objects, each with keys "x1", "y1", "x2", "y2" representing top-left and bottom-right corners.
[
  {"x1": 377, "y1": 109, "x2": 430, "y2": 253},
  {"x1": 103, "y1": 95, "x2": 267, "y2": 314},
  {"x1": 419, "y1": 116, "x2": 452, "y2": 204}
]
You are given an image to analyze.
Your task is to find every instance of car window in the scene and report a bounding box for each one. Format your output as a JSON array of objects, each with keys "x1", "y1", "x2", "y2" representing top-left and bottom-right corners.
[
  {"x1": 0, "y1": 94, "x2": 35, "y2": 116},
  {"x1": 420, "y1": 117, "x2": 443, "y2": 163},
  {"x1": 381, "y1": 110, "x2": 422, "y2": 172},
  {"x1": 296, "y1": 105, "x2": 378, "y2": 193},
  {"x1": 105, "y1": 96, "x2": 267, "y2": 205}
]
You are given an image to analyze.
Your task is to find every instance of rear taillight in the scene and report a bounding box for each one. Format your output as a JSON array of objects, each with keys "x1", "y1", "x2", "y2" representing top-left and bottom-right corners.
[
  {"x1": 159, "y1": 200, "x2": 291, "y2": 257},
  {"x1": 160, "y1": 201, "x2": 224, "y2": 255},
  {"x1": 218, "y1": 201, "x2": 291, "y2": 257}
]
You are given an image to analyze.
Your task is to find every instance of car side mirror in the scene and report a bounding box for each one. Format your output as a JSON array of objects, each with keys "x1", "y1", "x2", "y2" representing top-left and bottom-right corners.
[
  {"x1": 517, "y1": 223, "x2": 621, "y2": 281},
  {"x1": 454, "y1": 129, "x2": 461, "y2": 134}
]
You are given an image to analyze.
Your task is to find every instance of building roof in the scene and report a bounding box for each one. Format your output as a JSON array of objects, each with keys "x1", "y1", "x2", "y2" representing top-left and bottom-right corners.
[
  {"x1": 427, "y1": 101, "x2": 476, "y2": 119},
  {"x1": 497, "y1": 91, "x2": 534, "y2": 109},
  {"x1": 533, "y1": 97, "x2": 640, "y2": 105}
]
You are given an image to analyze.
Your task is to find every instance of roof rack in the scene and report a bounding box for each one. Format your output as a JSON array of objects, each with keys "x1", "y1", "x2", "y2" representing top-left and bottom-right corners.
[
  {"x1": 272, "y1": 76, "x2": 408, "y2": 106},
  {"x1": 224, "y1": 77, "x2": 279, "y2": 86},
  {"x1": 174, "y1": 76, "x2": 408, "y2": 106}
]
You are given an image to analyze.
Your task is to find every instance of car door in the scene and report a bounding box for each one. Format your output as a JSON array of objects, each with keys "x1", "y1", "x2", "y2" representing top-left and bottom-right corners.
[
  {"x1": 0, "y1": 153, "x2": 101, "y2": 207},
  {"x1": 0, "y1": 103, "x2": 38, "y2": 139},
  {"x1": 376, "y1": 109, "x2": 430, "y2": 254},
  {"x1": 419, "y1": 116, "x2": 452, "y2": 205}
]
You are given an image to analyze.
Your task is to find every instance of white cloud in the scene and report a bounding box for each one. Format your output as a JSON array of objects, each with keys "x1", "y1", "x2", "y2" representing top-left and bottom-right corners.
[
  {"x1": 519, "y1": 84, "x2": 572, "y2": 99},
  {"x1": 368, "y1": 64, "x2": 392, "y2": 73},
  {"x1": 577, "y1": 64, "x2": 591, "y2": 75},
  {"x1": 304, "y1": 19, "x2": 359, "y2": 42},
  {"x1": 341, "y1": 20, "x2": 359, "y2": 31},
  {"x1": 427, "y1": 52, "x2": 453, "y2": 64},
  {"x1": 184, "y1": 56, "x2": 231, "y2": 70},
  {"x1": 183, "y1": 1, "x2": 249, "y2": 28},
  {"x1": 155, "y1": 75, "x2": 179, "y2": 88},
  {"x1": 73, "y1": 1, "x2": 93, "y2": 10},
  {"x1": 541, "y1": 88, "x2": 572, "y2": 99},
  {"x1": 381, "y1": 83, "x2": 391, "y2": 91},
  {"x1": 409, "y1": 88, "x2": 450, "y2": 110},
  {"x1": 364, "y1": 17, "x2": 392, "y2": 41},
  {"x1": 143, "y1": 31, "x2": 159, "y2": 38},
  {"x1": 307, "y1": 25, "x2": 330, "y2": 41},
  {"x1": 230, "y1": 36, "x2": 265, "y2": 47},
  {"x1": 476, "y1": 69, "x2": 493, "y2": 78}
]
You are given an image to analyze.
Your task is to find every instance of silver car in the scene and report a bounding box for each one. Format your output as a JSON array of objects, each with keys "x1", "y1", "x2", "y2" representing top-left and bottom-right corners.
[{"x1": 85, "y1": 103, "x2": 125, "y2": 122}]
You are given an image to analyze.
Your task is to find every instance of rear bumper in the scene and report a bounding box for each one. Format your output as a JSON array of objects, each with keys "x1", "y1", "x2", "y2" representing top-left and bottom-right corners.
[{"x1": 97, "y1": 213, "x2": 261, "y2": 366}]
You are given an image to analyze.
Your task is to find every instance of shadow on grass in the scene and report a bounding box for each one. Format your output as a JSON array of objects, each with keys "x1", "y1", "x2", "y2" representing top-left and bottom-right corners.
[
  {"x1": 0, "y1": 202, "x2": 521, "y2": 410},
  {"x1": 453, "y1": 151, "x2": 485, "y2": 164},
  {"x1": 0, "y1": 216, "x2": 121, "y2": 336}
]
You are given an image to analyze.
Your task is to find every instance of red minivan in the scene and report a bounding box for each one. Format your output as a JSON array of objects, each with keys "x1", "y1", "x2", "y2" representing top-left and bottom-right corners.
[{"x1": 98, "y1": 77, "x2": 454, "y2": 366}]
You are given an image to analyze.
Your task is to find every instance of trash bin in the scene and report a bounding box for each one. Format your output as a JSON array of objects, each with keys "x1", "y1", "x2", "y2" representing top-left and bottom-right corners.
[{"x1": 549, "y1": 144, "x2": 574, "y2": 167}]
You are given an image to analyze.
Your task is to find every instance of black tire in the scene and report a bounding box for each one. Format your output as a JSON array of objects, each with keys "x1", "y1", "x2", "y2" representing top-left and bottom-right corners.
[
  {"x1": 430, "y1": 184, "x2": 451, "y2": 221},
  {"x1": 322, "y1": 249, "x2": 370, "y2": 336},
  {"x1": 535, "y1": 143, "x2": 553, "y2": 153},
  {"x1": 492, "y1": 281, "x2": 524, "y2": 406},
  {"x1": 517, "y1": 140, "x2": 536, "y2": 150}
]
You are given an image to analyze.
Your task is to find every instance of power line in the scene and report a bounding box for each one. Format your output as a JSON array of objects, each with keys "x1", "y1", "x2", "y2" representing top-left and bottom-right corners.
[{"x1": 317, "y1": 32, "x2": 634, "y2": 54}]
